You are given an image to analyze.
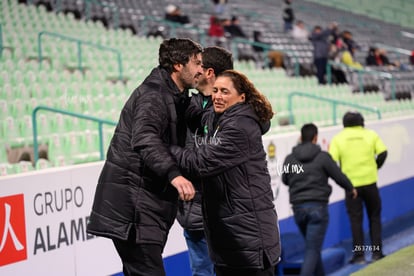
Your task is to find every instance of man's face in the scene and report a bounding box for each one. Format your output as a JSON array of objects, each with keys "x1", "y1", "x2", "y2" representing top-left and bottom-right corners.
[
  {"x1": 178, "y1": 53, "x2": 203, "y2": 90},
  {"x1": 212, "y1": 76, "x2": 245, "y2": 114},
  {"x1": 195, "y1": 67, "x2": 209, "y2": 95}
]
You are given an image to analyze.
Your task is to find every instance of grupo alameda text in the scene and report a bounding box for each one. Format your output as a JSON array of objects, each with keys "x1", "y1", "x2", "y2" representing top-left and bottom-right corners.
[{"x1": 32, "y1": 186, "x2": 96, "y2": 255}]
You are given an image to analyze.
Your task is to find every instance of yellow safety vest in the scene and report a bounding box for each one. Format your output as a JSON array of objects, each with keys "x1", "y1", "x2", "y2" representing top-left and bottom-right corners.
[{"x1": 329, "y1": 126, "x2": 387, "y2": 187}]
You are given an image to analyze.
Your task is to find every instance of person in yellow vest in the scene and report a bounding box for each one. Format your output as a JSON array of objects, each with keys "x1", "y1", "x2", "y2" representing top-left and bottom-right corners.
[{"x1": 329, "y1": 111, "x2": 387, "y2": 264}]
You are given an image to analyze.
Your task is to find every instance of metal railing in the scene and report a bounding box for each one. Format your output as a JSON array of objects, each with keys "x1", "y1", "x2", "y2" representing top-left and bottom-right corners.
[
  {"x1": 230, "y1": 38, "x2": 301, "y2": 76},
  {"x1": 287, "y1": 91, "x2": 382, "y2": 125},
  {"x1": 37, "y1": 31, "x2": 124, "y2": 80},
  {"x1": 0, "y1": 23, "x2": 3, "y2": 58},
  {"x1": 32, "y1": 106, "x2": 117, "y2": 165},
  {"x1": 326, "y1": 60, "x2": 396, "y2": 100}
]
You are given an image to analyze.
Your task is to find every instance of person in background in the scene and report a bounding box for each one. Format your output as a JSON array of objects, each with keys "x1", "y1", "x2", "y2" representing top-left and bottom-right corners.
[
  {"x1": 283, "y1": 0, "x2": 295, "y2": 33},
  {"x1": 329, "y1": 111, "x2": 388, "y2": 264},
  {"x1": 223, "y1": 16, "x2": 247, "y2": 38},
  {"x1": 164, "y1": 4, "x2": 190, "y2": 25},
  {"x1": 87, "y1": 38, "x2": 202, "y2": 276},
  {"x1": 282, "y1": 123, "x2": 357, "y2": 276},
  {"x1": 309, "y1": 23, "x2": 337, "y2": 84},
  {"x1": 208, "y1": 15, "x2": 225, "y2": 38},
  {"x1": 292, "y1": 20, "x2": 309, "y2": 42},
  {"x1": 178, "y1": 46, "x2": 234, "y2": 276},
  {"x1": 366, "y1": 47, "x2": 401, "y2": 69},
  {"x1": 212, "y1": 0, "x2": 228, "y2": 15},
  {"x1": 171, "y1": 70, "x2": 281, "y2": 276}
]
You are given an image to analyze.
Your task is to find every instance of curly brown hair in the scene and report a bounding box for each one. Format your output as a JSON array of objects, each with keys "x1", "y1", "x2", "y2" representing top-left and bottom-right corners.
[{"x1": 218, "y1": 70, "x2": 274, "y2": 122}]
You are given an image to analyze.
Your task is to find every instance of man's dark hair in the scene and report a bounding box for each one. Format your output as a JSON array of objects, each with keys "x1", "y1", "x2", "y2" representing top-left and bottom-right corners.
[
  {"x1": 343, "y1": 111, "x2": 364, "y2": 127},
  {"x1": 202, "y1": 46, "x2": 233, "y2": 76},
  {"x1": 301, "y1": 123, "x2": 318, "y2": 142},
  {"x1": 159, "y1": 38, "x2": 203, "y2": 73}
]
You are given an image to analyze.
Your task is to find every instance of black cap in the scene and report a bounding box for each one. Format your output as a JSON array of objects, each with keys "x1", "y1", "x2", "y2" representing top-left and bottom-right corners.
[{"x1": 343, "y1": 111, "x2": 364, "y2": 127}]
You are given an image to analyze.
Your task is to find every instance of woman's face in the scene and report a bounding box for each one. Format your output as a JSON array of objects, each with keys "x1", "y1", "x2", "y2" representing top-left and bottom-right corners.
[{"x1": 212, "y1": 76, "x2": 245, "y2": 114}]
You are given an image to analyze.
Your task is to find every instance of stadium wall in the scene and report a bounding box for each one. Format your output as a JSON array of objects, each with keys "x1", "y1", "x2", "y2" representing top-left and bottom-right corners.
[{"x1": 1, "y1": 115, "x2": 413, "y2": 275}]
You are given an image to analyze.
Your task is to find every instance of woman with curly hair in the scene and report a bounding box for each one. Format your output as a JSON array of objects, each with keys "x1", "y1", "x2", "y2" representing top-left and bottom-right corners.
[{"x1": 171, "y1": 70, "x2": 281, "y2": 276}]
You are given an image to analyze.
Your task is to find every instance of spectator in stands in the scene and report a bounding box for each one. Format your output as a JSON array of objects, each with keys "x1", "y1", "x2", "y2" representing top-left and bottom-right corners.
[
  {"x1": 208, "y1": 15, "x2": 226, "y2": 46},
  {"x1": 366, "y1": 47, "x2": 401, "y2": 69},
  {"x1": 341, "y1": 47, "x2": 363, "y2": 70},
  {"x1": 291, "y1": 20, "x2": 309, "y2": 42},
  {"x1": 178, "y1": 46, "x2": 234, "y2": 276},
  {"x1": 212, "y1": 0, "x2": 228, "y2": 15},
  {"x1": 283, "y1": 0, "x2": 295, "y2": 33},
  {"x1": 208, "y1": 15, "x2": 225, "y2": 38},
  {"x1": 309, "y1": 23, "x2": 336, "y2": 84},
  {"x1": 164, "y1": 4, "x2": 191, "y2": 25},
  {"x1": 328, "y1": 43, "x2": 348, "y2": 84},
  {"x1": 329, "y1": 111, "x2": 388, "y2": 264},
  {"x1": 171, "y1": 70, "x2": 281, "y2": 276},
  {"x1": 252, "y1": 31, "x2": 285, "y2": 69},
  {"x1": 341, "y1": 30, "x2": 359, "y2": 57},
  {"x1": 282, "y1": 123, "x2": 357, "y2": 276},
  {"x1": 410, "y1": 50, "x2": 414, "y2": 65},
  {"x1": 223, "y1": 16, "x2": 247, "y2": 38},
  {"x1": 87, "y1": 38, "x2": 202, "y2": 276}
]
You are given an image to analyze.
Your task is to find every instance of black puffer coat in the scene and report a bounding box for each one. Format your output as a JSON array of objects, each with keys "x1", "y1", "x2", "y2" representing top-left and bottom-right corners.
[
  {"x1": 172, "y1": 103, "x2": 281, "y2": 269},
  {"x1": 282, "y1": 142, "x2": 354, "y2": 205},
  {"x1": 87, "y1": 67, "x2": 189, "y2": 246},
  {"x1": 177, "y1": 93, "x2": 212, "y2": 231}
]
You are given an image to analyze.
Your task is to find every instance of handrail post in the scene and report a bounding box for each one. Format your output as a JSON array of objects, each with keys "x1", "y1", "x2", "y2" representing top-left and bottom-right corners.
[
  {"x1": 116, "y1": 50, "x2": 123, "y2": 80},
  {"x1": 332, "y1": 102, "x2": 337, "y2": 125},
  {"x1": 390, "y1": 76, "x2": 396, "y2": 100},
  {"x1": 294, "y1": 55, "x2": 300, "y2": 77},
  {"x1": 231, "y1": 41, "x2": 239, "y2": 61},
  {"x1": 326, "y1": 62, "x2": 332, "y2": 85},
  {"x1": 357, "y1": 71, "x2": 364, "y2": 92},
  {"x1": 0, "y1": 24, "x2": 3, "y2": 58},
  {"x1": 85, "y1": 0, "x2": 91, "y2": 20},
  {"x1": 38, "y1": 32, "x2": 44, "y2": 69},
  {"x1": 32, "y1": 106, "x2": 40, "y2": 164},
  {"x1": 287, "y1": 93, "x2": 295, "y2": 124},
  {"x1": 77, "y1": 40, "x2": 82, "y2": 71},
  {"x1": 98, "y1": 122, "x2": 105, "y2": 160}
]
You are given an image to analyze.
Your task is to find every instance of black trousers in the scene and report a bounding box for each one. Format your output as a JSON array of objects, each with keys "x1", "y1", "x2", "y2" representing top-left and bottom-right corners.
[
  {"x1": 314, "y1": 57, "x2": 328, "y2": 85},
  {"x1": 345, "y1": 183, "x2": 383, "y2": 257},
  {"x1": 113, "y1": 239, "x2": 165, "y2": 276}
]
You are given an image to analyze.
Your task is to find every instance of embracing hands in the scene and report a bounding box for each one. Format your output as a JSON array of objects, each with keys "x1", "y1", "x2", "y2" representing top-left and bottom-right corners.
[{"x1": 171, "y1": 176, "x2": 195, "y2": 201}]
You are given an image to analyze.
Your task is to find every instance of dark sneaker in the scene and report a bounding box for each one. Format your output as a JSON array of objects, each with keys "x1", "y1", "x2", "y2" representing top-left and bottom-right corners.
[
  {"x1": 371, "y1": 253, "x2": 385, "y2": 262},
  {"x1": 349, "y1": 255, "x2": 366, "y2": 264}
]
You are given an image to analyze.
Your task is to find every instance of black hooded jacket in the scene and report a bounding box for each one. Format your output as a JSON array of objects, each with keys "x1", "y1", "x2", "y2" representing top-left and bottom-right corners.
[
  {"x1": 282, "y1": 142, "x2": 353, "y2": 205},
  {"x1": 87, "y1": 67, "x2": 190, "y2": 246},
  {"x1": 171, "y1": 103, "x2": 281, "y2": 269}
]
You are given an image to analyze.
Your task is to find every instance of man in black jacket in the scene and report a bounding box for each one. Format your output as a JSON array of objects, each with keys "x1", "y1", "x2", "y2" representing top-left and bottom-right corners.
[
  {"x1": 177, "y1": 46, "x2": 233, "y2": 276},
  {"x1": 282, "y1": 123, "x2": 357, "y2": 276},
  {"x1": 87, "y1": 38, "x2": 203, "y2": 276}
]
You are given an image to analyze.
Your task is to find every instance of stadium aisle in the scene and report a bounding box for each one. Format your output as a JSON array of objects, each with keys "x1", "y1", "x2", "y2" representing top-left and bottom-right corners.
[{"x1": 329, "y1": 211, "x2": 414, "y2": 275}]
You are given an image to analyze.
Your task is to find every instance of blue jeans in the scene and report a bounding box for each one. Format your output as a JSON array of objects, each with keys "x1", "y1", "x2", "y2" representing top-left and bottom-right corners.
[
  {"x1": 184, "y1": 229, "x2": 214, "y2": 276},
  {"x1": 293, "y1": 202, "x2": 329, "y2": 276}
]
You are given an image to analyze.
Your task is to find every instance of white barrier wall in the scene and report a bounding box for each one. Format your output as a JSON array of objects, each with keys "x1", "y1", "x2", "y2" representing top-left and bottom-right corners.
[{"x1": 1, "y1": 115, "x2": 413, "y2": 275}]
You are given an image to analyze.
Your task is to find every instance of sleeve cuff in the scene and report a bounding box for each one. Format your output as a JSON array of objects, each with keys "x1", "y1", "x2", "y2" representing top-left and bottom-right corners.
[{"x1": 167, "y1": 166, "x2": 181, "y2": 183}]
